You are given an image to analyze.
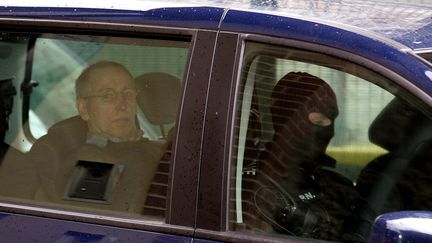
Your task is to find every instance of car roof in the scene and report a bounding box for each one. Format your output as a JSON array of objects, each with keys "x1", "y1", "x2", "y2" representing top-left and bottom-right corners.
[
  {"x1": 3, "y1": 0, "x2": 432, "y2": 96},
  {"x1": 2, "y1": 0, "x2": 432, "y2": 51},
  {"x1": 223, "y1": 0, "x2": 432, "y2": 51}
]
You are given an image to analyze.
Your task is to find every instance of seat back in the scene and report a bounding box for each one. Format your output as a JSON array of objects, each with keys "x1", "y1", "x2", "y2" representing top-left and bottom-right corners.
[
  {"x1": 353, "y1": 98, "x2": 432, "y2": 239},
  {"x1": 358, "y1": 98, "x2": 432, "y2": 213},
  {"x1": 135, "y1": 72, "x2": 181, "y2": 217},
  {"x1": 368, "y1": 98, "x2": 432, "y2": 155}
]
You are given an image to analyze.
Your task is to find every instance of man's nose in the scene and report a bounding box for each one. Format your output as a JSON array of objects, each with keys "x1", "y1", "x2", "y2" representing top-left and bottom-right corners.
[{"x1": 115, "y1": 93, "x2": 129, "y2": 110}]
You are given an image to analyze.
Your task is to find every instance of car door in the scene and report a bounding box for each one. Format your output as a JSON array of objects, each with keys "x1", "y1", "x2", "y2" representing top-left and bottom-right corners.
[
  {"x1": 194, "y1": 12, "x2": 432, "y2": 243},
  {"x1": 0, "y1": 14, "x2": 218, "y2": 242}
]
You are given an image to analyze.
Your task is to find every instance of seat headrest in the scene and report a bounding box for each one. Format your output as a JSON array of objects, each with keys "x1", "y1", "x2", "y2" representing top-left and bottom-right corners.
[
  {"x1": 135, "y1": 72, "x2": 181, "y2": 126},
  {"x1": 369, "y1": 98, "x2": 431, "y2": 152}
]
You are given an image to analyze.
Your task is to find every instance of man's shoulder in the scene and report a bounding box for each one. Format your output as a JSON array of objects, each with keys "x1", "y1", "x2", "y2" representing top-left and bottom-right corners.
[{"x1": 30, "y1": 116, "x2": 87, "y2": 155}]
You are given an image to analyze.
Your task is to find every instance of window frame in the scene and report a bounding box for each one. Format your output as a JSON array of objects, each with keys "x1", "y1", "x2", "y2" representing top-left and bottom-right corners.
[{"x1": 0, "y1": 18, "x2": 216, "y2": 237}]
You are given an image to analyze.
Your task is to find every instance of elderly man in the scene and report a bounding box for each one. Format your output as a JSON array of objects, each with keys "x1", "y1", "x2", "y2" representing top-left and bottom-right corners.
[
  {"x1": 31, "y1": 61, "x2": 163, "y2": 214},
  {"x1": 75, "y1": 61, "x2": 140, "y2": 144}
]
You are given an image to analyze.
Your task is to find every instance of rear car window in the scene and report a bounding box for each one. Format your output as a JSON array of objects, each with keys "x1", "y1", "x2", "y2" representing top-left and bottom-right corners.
[{"x1": 0, "y1": 32, "x2": 190, "y2": 221}]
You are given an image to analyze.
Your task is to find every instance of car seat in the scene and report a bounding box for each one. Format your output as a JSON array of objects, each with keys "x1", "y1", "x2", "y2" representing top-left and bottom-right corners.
[
  {"x1": 357, "y1": 98, "x2": 432, "y2": 217},
  {"x1": 134, "y1": 72, "x2": 181, "y2": 217}
]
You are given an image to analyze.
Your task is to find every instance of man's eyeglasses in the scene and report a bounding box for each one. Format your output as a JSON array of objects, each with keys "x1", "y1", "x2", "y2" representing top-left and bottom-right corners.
[{"x1": 84, "y1": 89, "x2": 137, "y2": 103}]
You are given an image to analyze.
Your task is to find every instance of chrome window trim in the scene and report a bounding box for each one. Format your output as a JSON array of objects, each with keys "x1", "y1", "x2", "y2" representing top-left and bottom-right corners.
[
  {"x1": 0, "y1": 17, "x2": 197, "y2": 36},
  {"x1": 228, "y1": 37, "x2": 246, "y2": 228},
  {"x1": 413, "y1": 48, "x2": 432, "y2": 54},
  {"x1": 412, "y1": 48, "x2": 432, "y2": 68}
]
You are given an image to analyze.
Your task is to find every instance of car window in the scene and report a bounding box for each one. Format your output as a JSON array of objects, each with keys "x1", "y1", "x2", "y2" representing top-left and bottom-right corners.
[
  {"x1": 230, "y1": 42, "x2": 432, "y2": 242},
  {"x1": 0, "y1": 32, "x2": 190, "y2": 221},
  {"x1": 30, "y1": 35, "x2": 188, "y2": 143}
]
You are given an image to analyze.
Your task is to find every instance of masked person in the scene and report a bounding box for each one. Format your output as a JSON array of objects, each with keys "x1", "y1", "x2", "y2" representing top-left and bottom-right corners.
[
  {"x1": 246, "y1": 72, "x2": 364, "y2": 241},
  {"x1": 30, "y1": 61, "x2": 163, "y2": 214}
]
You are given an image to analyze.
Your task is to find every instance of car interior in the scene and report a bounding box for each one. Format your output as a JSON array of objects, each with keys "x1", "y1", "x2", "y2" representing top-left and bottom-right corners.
[
  {"x1": 232, "y1": 42, "x2": 432, "y2": 241},
  {"x1": 0, "y1": 32, "x2": 186, "y2": 219}
]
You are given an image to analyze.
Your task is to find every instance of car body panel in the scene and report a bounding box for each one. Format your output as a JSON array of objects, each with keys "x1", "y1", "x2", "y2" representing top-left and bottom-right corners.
[
  {"x1": 0, "y1": 212, "x2": 192, "y2": 242},
  {"x1": 370, "y1": 211, "x2": 432, "y2": 243}
]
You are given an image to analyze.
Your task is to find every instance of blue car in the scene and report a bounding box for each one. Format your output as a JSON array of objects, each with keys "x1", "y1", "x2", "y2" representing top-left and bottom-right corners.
[{"x1": 0, "y1": 0, "x2": 432, "y2": 242}]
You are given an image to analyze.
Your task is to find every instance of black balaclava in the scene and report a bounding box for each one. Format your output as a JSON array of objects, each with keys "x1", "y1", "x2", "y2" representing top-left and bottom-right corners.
[{"x1": 270, "y1": 72, "x2": 338, "y2": 171}]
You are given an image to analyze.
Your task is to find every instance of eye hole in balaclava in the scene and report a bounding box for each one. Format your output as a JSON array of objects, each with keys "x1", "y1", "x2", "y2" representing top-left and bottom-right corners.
[
  {"x1": 308, "y1": 112, "x2": 332, "y2": 127},
  {"x1": 270, "y1": 72, "x2": 338, "y2": 171}
]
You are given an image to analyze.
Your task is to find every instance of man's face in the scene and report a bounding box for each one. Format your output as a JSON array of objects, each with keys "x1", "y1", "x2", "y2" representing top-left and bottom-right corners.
[{"x1": 77, "y1": 66, "x2": 138, "y2": 140}]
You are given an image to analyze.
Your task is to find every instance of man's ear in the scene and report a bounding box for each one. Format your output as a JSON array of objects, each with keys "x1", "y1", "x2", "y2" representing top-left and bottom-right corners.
[{"x1": 76, "y1": 98, "x2": 90, "y2": 121}]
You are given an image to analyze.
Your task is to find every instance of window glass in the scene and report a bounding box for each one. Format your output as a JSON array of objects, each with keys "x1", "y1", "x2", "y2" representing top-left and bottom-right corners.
[
  {"x1": 231, "y1": 42, "x2": 432, "y2": 242},
  {"x1": 0, "y1": 32, "x2": 190, "y2": 221},
  {"x1": 418, "y1": 51, "x2": 432, "y2": 65},
  {"x1": 30, "y1": 36, "x2": 189, "y2": 141}
]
